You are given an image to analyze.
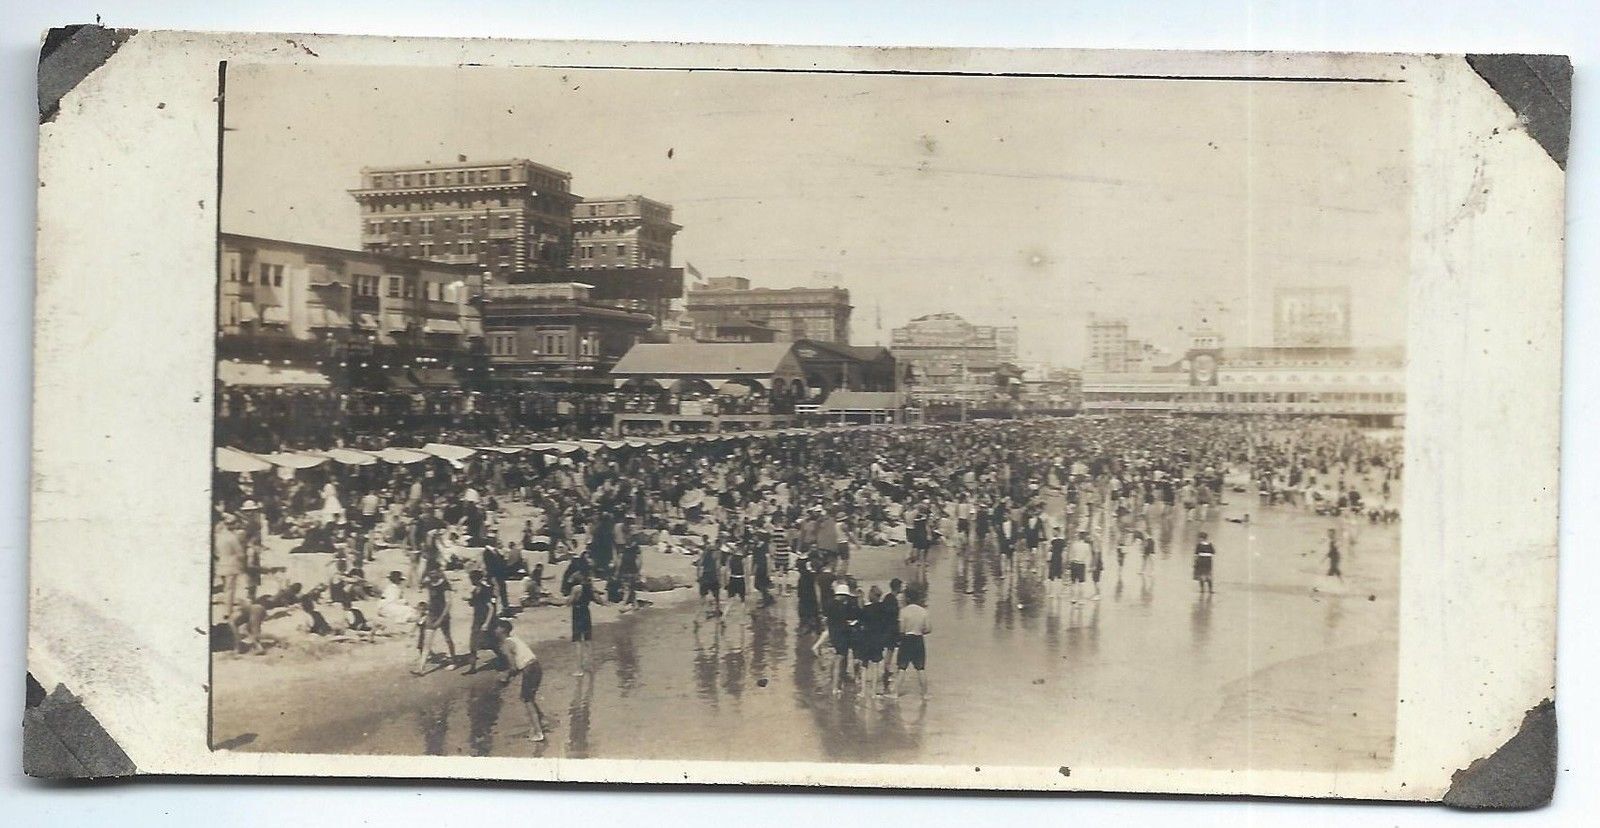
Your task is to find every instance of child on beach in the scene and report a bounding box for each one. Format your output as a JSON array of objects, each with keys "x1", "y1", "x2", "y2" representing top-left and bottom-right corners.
[{"x1": 493, "y1": 619, "x2": 547, "y2": 742}]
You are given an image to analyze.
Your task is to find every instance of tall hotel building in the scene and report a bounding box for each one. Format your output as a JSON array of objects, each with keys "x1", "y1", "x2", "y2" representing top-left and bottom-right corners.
[{"x1": 350, "y1": 158, "x2": 581, "y2": 281}]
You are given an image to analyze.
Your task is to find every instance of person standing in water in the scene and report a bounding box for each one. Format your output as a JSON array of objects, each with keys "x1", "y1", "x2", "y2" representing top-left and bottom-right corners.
[
  {"x1": 463, "y1": 569, "x2": 499, "y2": 674},
  {"x1": 795, "y1": 550, "x2": 820, "y2": 634},
  {"x1": 1194, "y1": 531, "x2": 1217, "y2": 596},
  {"x1": 697, "y1": 542, "x2": 724, "y2": 619},
  {"x1": 724, "y1": 544, "x2": 749, "y2": 617},
  {"x1": 896, "y1": 586, "x2": 932, "y2": 701},
  {"x1": 752, "y1": 528, "x2": 775, "y2": 607},
  {"x1": 493, "y1": 619, "x2": 547, "y2": 742},
  {"x1": 1323, "y1": 527, "x2": 1344, "y2": 580},
  {"x1": 1047, "y1": 526, "x2": 1067, "y2": 601},
  {"x1": 568, "y1": 564, "x2": 607, "y2": 677},
  {"x1": 1067, "y1": 529, "x2": 1092, "y2": 604},
  {"x1": 413, "y1": 566, "x2": 458, "y2": 675}
]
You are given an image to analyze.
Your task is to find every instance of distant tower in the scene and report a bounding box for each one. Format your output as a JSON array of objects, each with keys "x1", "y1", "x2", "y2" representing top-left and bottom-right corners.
[{"x1": 1086, "y1": 314, "x2": 1129, "y2": 372}]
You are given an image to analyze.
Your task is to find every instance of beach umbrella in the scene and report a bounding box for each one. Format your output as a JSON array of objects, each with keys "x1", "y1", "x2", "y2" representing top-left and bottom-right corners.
[
  {"x1": 262, "y1": 451, "x2": 330, "y2": 470},
  {"x1": 421, "y1": 442, "x2": 476, "y2": 462},
  {"x1": 377, "y1": 447, "x2": 432, "y2": 464},
  {"x1": 318, "y1": 448, "x2": 379, "y2": 466},
  {"x1": 216, "y1": 446, "x2": 272, "y2": 473}
]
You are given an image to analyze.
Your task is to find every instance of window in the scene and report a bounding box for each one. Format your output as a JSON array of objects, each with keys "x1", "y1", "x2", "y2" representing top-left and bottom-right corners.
[
  {"x1": 387, "y1": 276, "x2": 402, "y2": 298},
  {"x1": 256, "y1": 263, "x2": 284, "y2": 287},
  {"x1": 224, "y1": 254, "x2": 241, "y2": 282},
  {"x1": 403, "y1": 279, "x2": 417, "y2": 299},
  {"x1": 489, "y1": 333, "x2": 516, "y2": 356},
  {"x1": 500, "y1": 168, "x2": 511, "y2": 182},
  {"x1": 401, "y1": 220, "x2": 412, "y2": 235},
  {"x1": 442, "y1": 218, "x2": 453, "y2": 231},
  {"x1": 500, "y1": 216, "x2": 513, "y2": 230},
  {"x1": 419, "y1": 219, "x2": 431, "y2": 235},
  {"x1": 538, "y1": 331, "x2": 568, "y2": 356},
  {"x1": 425, "y1": 282, "x2": 440, "y2": 301},
  {"x1": 420, "y1": 243, "x2": 432, "y2": 258}
]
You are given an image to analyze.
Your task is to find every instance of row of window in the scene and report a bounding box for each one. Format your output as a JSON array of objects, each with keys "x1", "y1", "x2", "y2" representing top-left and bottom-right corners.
[
  {"x1": 351, "y1": 274, "x2": 460, "y2": 301},
  {"x1": 365, "y1": 196, "x2": 514, "y2": 213},
  {"x1": 371, "y1": 168, "x2": 513, "y2": 188},
  {"x1": 225, "y1": 254, "x2": 468, "y2": 300},
  {"x1": 231, "y1": 262, "x2": 284, "y2": 287},
  {"x1": 221, "y1": 259, "x2": 284, "y2": 287},
  {"x1": 377, "y1": 241, "x2": 500, "y2": 258},
  {"x1": 367, "y1": 216, "x2": 517, "y2": 235},
  {"x1": 581, "y1": 203, "x2": 631, "y2": 217},
  {"x1": 487, "y1": 331, "x2": 602, "y2": 358},
  {"x1": 574, "y1": 227, "x2": 673, "y2": 248},
  {"x1": 579, "y1": 244, "x2": 631, "y2": 259},
  {"x1": 578, "y1": 202, "x2": 673, "y2": 220}
]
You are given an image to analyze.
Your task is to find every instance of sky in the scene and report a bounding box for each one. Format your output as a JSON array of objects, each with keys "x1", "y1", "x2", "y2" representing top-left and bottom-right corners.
[{"x1": 221, "y1": 63, "x2": 1412, "y2": 365}]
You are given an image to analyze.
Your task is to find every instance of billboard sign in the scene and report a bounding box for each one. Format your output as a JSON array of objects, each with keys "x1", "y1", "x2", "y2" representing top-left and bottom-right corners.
[{"x1": 1274, "y1": 286, "x2": 1352, "y2": 347}]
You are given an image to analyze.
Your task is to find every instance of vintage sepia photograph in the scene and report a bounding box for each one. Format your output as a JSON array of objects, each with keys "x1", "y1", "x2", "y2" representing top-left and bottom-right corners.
[{"x1": 205, "y1": 62, "x2": 1412, "y2": 771}]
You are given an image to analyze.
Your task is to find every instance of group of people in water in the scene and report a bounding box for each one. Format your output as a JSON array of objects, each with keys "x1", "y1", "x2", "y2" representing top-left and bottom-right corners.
[{"x1": 215, "y1": 414, "x2": 1401, "y2": 740}]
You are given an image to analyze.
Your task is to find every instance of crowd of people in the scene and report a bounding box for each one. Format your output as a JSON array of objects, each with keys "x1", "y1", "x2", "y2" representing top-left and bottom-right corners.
[
  {"x1": 216, "y1": 385, "x2": 614, "y2": 455},
  {"x1": 213, "y1": 413, "x2": 1403, "y2": 735},
  {"x1": 216, "y1": 384, "x2": 815, "y2": 456}
]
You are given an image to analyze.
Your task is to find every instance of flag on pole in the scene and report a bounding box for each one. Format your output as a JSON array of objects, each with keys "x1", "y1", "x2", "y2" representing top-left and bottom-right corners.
[{"x1": 685, "y1": 261, "x2": 706, "y2": 287}]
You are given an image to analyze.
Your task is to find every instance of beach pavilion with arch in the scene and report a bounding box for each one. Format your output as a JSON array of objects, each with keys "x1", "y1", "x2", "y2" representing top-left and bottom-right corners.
[{"x1": 608, "y1": 342, "x2": 809, "y2": 433}]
